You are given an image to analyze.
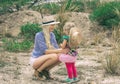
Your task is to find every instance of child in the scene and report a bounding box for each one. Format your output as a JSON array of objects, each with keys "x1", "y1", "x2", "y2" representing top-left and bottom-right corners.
[{"x1": 59, "y1": 22, "x2": 82, "y2": 83}]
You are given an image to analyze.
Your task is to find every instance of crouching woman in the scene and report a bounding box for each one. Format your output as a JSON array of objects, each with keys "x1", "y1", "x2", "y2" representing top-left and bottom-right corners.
[{"x1": 29, "y1": 16, "x2": 69, "y2": 80}]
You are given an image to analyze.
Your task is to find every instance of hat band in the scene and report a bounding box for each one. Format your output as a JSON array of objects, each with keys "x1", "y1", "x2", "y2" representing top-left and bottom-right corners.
[{"x1": 42, "y1": 20, "x2": 55, "y2": 24}]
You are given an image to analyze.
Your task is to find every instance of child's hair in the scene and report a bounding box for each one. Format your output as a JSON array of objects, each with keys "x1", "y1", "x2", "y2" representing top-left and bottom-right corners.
[
  {"x1": 69, "y1": 27, "x2": 82, "y2": 49},
  {"x1": 63, "y1": 22, "x2": 76, "y2": 34},
  {"x1": 63, "y1": 22, "x2": 82, "y2": 49}
]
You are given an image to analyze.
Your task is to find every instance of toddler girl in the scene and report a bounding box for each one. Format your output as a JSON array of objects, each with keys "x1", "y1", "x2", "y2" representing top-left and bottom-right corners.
[{"x1": 59, "y1": 22, "x2": 82, "y2": 83}]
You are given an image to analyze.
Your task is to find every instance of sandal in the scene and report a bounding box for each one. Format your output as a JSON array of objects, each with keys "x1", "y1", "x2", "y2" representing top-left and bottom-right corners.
[
  {"x1": 33, "y1": 70, "x2": 45, "y2": 80},
  {"x1": 38, "y1": 71, "x2": 43, "y2": 77},
  {"x1": 42, "y1": 70, "x2": 54, "y2": 80}
]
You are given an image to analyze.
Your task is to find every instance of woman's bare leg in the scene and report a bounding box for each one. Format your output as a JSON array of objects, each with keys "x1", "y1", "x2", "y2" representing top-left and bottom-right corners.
[
  {"x1": 33, "y1": 54, "x2": 58, "y2": 72},
  {"x1": 37, "y1": 55, "x2": 59, "y2": 72},
  {"x1": 45, "y1": 61, "x2": 61, "y2": 71}
]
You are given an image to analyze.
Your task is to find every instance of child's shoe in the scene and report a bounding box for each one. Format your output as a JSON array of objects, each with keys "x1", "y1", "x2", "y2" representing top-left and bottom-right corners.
[
  {"x1": 73, "y1": 78, "x2": 80, "y2": 82},
  {"x1": 63, "y1": 78, "x2": 73, "y2": 83}
]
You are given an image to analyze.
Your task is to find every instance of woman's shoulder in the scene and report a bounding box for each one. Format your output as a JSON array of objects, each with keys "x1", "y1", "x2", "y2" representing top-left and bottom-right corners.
[
  {"x1": 50, "y1": 32, "x2": 54, "y2": 35},
  {"x1": 36, "y1": 31, "x2": 43, "y2": 36},
  {"x1": 50, "y1": 32, "x2": 55, "y2": 37},
  {"x1": 35, "y1": 31, "x2": 44, "y2": 38}
]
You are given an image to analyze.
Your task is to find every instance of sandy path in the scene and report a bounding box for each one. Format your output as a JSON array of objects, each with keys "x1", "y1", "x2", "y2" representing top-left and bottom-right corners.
[{"x1": 1, "y1": 46, "x2": 120, "y2": 84}]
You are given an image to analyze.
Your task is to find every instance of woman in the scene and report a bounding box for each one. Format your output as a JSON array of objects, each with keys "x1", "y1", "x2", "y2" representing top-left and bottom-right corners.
[{"x1": 29, "y1": 16, "x2": 69, "y2": 80}]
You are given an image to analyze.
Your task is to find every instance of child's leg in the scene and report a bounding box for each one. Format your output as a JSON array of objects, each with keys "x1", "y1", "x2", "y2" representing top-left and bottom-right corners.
[
  {"x1": 71, "y1": 63, "x2": 77, "y2": 78},
  {"x1": 65, "y1": 63, "x2": 73, "y2": 79}
]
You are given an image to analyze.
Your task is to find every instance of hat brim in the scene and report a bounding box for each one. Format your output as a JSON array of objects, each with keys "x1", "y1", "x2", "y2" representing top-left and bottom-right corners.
[{"x1": 41, "y1": 21, "x2": 60, "y2": 26}]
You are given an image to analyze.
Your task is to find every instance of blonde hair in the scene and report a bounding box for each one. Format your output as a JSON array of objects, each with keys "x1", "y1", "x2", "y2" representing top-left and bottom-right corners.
[
  {"x1": 63, "y1": 22, "x2": 76, "y2": 34},
  {"x1": 69, "y1": 27, "x2": 82, "y2": 49},
  {"x1": 42, "y1": 26, "x2": 54, "y2": 49},
  {"x1": 63, "y1": 22, "x2": 81, "y2": 48}
]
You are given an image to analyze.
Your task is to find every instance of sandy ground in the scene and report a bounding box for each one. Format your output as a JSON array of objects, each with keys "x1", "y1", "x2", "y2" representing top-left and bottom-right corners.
[{"x1": 0, "y1": 45, "x2": 120, "y2": 84}]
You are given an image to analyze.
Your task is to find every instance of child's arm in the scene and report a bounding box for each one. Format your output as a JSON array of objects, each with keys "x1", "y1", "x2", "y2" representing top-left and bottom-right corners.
[{"x1": 61, "y1": 39, "x2": 67, "y2": 49}]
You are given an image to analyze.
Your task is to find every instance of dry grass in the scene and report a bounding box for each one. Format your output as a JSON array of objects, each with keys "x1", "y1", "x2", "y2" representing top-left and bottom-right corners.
[
  {"x1": 104, "y1": 49, "x2": 120, "y2": 74},
  {"x1": 103, "y1": 26, "x2": 120, "y2": 74},
  {"x1": 92, "y1": 31, "x2": 107, "y2": 45},
  {"x1": 81, "y1": 50, "x2": 96, "y2": 56}
]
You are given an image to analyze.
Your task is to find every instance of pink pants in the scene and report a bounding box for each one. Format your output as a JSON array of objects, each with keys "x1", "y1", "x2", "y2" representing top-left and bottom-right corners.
[{"x1": 65, "y1": 63, "x2": 77, "y2": 79}]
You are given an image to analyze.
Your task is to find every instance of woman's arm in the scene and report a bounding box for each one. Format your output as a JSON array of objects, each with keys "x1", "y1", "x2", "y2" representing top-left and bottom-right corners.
[
  {"x1": 45, "y1": 48, "x2": 69, "y2": 54},
  {"x1": 45, "y1": 48, "x2": 62, "y2": 54}
]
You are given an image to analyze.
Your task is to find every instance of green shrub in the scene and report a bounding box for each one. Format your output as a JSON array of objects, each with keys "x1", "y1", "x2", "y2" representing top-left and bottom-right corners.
[
  {"x1": 89, "y1": 1, "x2": 120, "y2": 29},
  {"x1": 32, "y1": 0, "x2": 101, "y2": 14},
  {"x1": 20, "y1": 23, "x2": 42, "y2": 41},
  {"x1": 33, "y1": 0, "x2": 83, "y2": 14},
  {"x1": 0, "y1": 0, "x2": 31, "y2": 14},
  {"x1": 86, "y1": 0, "x2": 100, "y2": 11},
  {"x1": 72, "y1": 0, "x2": 84, "y2": 12},
  {"x1": 33, "y1": 3, "x2": 60, "y2": 15},
  {"x1": 2, "y1": 22, "x2": 42, "y2": 52},
  {"x1": 2, "y1": 38, "x2": 33, "y2": 52},
  {"x1": 63, "y1": 0, "x2": 100, "y2": 12}
]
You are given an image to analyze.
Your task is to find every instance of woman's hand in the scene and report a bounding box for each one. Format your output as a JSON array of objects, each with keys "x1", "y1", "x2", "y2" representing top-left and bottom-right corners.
[
  {"x1": 60, "y1": 44, "x2": 62, "y2": 47},
  {"x1": 62, "y1": 48, "x2": 70, "y2": 54}
]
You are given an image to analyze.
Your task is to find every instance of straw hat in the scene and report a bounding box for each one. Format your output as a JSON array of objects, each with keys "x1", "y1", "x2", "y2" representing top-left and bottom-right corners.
[{"x1": 41, "y1": 16, "x2": 60, "y2": 26}]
